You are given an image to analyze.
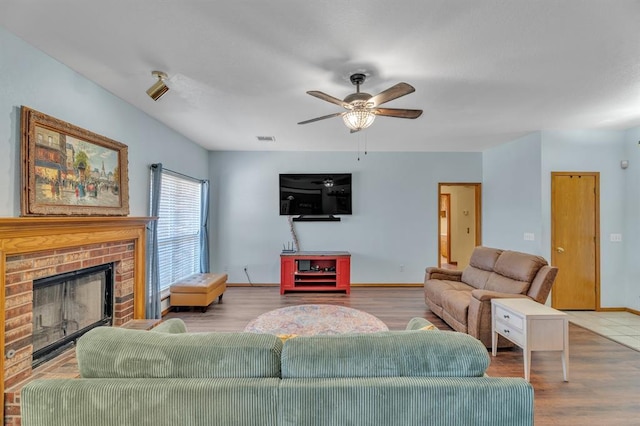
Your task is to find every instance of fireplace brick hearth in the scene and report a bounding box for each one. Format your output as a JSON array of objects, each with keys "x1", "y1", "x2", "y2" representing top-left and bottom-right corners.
[{"x1": 0, "y1": 217, "x2": 151, "y2": 426}]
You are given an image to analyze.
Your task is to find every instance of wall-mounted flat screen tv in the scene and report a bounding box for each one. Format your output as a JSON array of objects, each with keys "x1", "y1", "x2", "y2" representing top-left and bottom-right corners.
[{"x1": 279, "y1": 173, "x2": 352, "y2": 216}]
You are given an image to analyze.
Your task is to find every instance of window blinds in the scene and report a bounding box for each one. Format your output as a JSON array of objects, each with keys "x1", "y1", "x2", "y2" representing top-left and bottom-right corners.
[{"x1": 154, "y1": 171, "x2": 202, "y2": 291}]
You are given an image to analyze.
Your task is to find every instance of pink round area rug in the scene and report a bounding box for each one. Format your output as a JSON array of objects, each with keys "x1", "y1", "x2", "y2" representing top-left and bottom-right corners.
[{"x1": 244, "y1": 304, "x2": 388, "y2": 335}]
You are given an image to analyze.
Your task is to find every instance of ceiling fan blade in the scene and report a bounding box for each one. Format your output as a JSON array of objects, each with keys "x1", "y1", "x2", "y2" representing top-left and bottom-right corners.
[
  {"x1": 373, "y1": 108, "x2": 423, "y2": 119},
  {"x1": 369, "y1": 83, "x2": 416, "y2": 106},
  {"x1": 298, "y1": 112, "x2": 344, "y2": 125},
  {"x1": 307, "y1": 91, "x2": 349, "y2": 108}
]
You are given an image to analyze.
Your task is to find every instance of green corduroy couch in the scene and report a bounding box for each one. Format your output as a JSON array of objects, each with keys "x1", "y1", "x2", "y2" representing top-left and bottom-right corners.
[{"x1": 21, "y1": 318, "x2": 533, "y2": 426}]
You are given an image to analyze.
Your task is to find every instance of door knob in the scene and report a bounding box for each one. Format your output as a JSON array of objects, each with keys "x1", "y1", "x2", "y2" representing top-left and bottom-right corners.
[{"x1": 556, "y1": 247, "x2": 565, "y2": 253}]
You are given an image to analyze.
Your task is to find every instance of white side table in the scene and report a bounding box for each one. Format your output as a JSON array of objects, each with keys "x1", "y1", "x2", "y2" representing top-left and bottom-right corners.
[{"x1": 491, "y1": 298, "x2": 569, "y2": 382}]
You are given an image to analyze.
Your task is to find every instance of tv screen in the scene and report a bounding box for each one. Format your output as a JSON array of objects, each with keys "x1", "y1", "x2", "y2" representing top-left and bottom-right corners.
[{"x1": 279, "y1": 173, "x2": 352, "y2": 216}]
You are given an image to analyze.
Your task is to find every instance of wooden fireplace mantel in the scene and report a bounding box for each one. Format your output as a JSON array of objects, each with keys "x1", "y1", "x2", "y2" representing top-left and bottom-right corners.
[
  {"x1": 0, "y1": 216, "x2": 153, "y2": 244},
  {"x1": 0, "y1": 216, "x2": 154, "y2": 422}
]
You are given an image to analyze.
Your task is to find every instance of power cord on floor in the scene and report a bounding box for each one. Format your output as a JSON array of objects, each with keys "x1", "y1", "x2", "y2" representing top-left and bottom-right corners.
[{"x1": 244, "y1": 266, "x2": 253, "y2": 286}]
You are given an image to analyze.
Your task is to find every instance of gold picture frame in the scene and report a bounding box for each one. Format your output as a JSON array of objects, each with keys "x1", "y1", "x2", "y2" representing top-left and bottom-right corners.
[{"x1": 20, "y1": 106, "x2": 130, "y2": 216}]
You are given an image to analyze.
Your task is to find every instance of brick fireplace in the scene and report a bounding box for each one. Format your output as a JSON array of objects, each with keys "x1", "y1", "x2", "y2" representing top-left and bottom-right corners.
[{"x1": 0, "y1": 217, "x2": 151, "y2": 425}]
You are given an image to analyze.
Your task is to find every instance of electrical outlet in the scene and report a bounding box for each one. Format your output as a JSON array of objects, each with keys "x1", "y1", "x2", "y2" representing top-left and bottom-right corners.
[
  {"x1": 399, "y1": 264, "x2": 405, "y2": 272},
  {"x1": 610, "y1": 234, "x2": 622, "y2": 242},
  {"x1": 524, "y1": 233, "x2": 535, "y2": 241}
]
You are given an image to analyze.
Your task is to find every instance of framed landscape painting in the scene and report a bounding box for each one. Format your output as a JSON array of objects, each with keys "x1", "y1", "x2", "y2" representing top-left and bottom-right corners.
[{"x1": 20, "y1": 106, "x2": 130, "y2": 216}]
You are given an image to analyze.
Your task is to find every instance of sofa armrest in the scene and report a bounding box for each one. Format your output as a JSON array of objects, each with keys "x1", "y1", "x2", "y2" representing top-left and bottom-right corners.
[
  {"x1": 470, "y1": 289, "x2": 530, "y2": 302},
  {"x1": 425, "y1": 267, "x2": 463, "y2": 281},
  {"x1": 468, "y1": 291, "x2": 529, "y2": 347}
]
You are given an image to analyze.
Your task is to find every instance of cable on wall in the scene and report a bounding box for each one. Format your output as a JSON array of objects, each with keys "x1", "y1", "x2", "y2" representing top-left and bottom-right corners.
[
  {"x1": 288, "y1": 215, "x2": 300, "y2": 251},
  {"x1": 244, "y1": 266, "x2": 253, "y2": 286}
]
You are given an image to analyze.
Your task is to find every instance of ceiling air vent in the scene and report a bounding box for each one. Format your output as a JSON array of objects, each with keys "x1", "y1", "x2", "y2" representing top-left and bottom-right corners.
[{"x1": 257, "y1": 136, "x2": 276, "y2": 142}]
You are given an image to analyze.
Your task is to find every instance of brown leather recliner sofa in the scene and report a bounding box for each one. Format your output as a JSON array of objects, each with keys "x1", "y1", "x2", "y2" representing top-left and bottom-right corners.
[{"x1": 424, "y1": 246, "x2": 558, "y2": 347}]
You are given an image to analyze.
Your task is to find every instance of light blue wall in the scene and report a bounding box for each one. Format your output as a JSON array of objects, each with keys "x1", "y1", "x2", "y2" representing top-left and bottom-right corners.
[
  {"x1": 482, "y1": 129, "x2": 632, "y2": 308},
  {"x1": 0, "y1": 25, "x2": 208, "y2": 217},
  {"x1": 622, "y1": 126, "x2": 640, "y2": 311},
  {"x1": 540, "y1": 130, "x2": 627, "y2": 308},
  {"x1": 208, "y1": 151, "x2": 483, "y2": 284},
  {"x1": 482, "y1": 132, "x2": 543, "y2": 253}
]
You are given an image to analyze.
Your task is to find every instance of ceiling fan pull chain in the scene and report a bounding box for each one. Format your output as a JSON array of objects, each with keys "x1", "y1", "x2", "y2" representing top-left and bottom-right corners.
[{"x1": 364, "y1": 132, "x2": 368, "y2": 155}]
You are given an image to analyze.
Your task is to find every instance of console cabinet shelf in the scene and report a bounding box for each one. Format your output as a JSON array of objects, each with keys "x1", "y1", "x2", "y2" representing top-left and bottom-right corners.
[{"x1": 280, "y1": 251, "x2": 351, "y2": 294}]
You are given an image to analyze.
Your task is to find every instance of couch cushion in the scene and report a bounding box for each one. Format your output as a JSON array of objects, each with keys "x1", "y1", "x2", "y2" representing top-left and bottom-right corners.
[
  {"x1": 484, "y1": 272, "x2": 531, "y2": 295},
  {"x1": 77, "y1": 327, "x2": 282, "y2": 379},
  {"x1": 281, "y1": 331, "x2": 489, "y2": 378},
  {"x1": 440, "y1": 290, "x2": 472, "y2": 328},
  {"x1": 461, "y1": 266, "x2": 493, "y2": 289},
  {"x1": 493, "y1": 250, "x2": 547, "y2": 283},
  {"x1": 460, "y1": 247, "x2": 502, "y2": 289},
  {"x1": 425, "y1": 280, "x2": 474, "y2": 307},
  {"x1": 22, "y1": 378, "x2": 281, "y2": 426},
  {"x1": 278, "y1": 377, "x2": 534, "y2": 426},
  {"x1": 469, "y1": 247, "x2": 502, "y2": 271}
]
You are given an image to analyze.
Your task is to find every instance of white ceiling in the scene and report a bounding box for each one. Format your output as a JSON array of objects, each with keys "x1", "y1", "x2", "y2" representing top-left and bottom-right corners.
[{"x1": 1, "y1": 1, "x2": 639, "y2": 152}]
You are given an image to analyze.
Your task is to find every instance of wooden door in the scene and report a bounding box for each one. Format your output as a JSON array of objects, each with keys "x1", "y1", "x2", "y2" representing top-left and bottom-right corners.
[
  {"x1": 440, "y1": 194, "x2": 451, "y2": 260},
  {"x1": 551, "y1": 172, "x2": 599, "y2": 310}
]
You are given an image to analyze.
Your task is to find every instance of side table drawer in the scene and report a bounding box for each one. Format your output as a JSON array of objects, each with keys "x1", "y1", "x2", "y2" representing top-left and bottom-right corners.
[
  {"x1": 495, "y1": 320, "x2": 524, "y2": 346},
  {"x1": 495, "y1": 306, "x2": 524, "y2": 330}
]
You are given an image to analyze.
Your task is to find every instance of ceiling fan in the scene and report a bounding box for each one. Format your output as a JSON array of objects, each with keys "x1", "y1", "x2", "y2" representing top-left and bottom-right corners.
[{"x1": 298, "y1": 73, "x2": 423, "y2": 133}]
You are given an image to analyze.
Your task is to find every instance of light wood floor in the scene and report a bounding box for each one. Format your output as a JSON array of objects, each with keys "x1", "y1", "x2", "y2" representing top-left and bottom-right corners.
[{"x1": 165, "y1": 286, "x2": 640, "y2": 426}]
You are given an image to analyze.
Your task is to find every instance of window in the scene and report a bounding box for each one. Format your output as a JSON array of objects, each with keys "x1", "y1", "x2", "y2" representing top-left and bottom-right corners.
[{"x1": 151, "y1": 170, "x2": 202, "y2": 291}]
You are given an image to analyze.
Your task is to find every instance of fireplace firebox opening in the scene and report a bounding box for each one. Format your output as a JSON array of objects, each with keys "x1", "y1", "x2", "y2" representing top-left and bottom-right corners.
[{"x1": 32, "y1": 263, "x2": 114, "y2": 367}]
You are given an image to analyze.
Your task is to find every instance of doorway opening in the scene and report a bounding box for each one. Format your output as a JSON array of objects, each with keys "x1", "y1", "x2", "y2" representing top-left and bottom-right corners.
[{"x1": 438, "y1": 183, "x2": 482, "y2": 270}]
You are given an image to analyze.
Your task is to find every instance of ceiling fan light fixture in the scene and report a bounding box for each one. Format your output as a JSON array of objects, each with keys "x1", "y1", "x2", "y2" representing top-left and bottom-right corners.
[
  {"x1": 299, "y1": 73, "x2": 421, "y2": 131},
  {"x1": 343, "y1": 107, "x2": 375, "y2": 131},
  {"x1": 146, "y1": 71, "x2": 169, "y2": 101}
]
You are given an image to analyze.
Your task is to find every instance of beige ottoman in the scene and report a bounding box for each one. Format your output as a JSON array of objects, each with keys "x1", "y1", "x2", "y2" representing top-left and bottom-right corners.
[{"x1": 170, "y1": 273, "x2": 227, "y2": 312}]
